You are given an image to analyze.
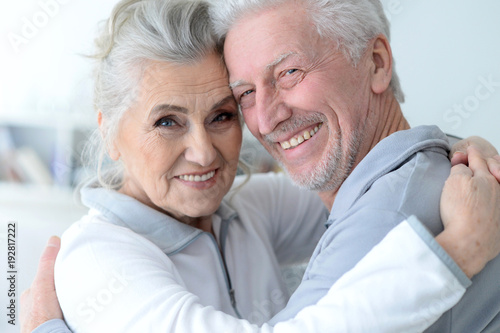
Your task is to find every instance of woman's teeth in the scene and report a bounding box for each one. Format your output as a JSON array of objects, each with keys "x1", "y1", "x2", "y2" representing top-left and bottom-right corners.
[
  {"x1": 280, "y1": 123, "x2": 322, "y2": 150},
  {"x1": 179, "y1": 171, "x2": 215, "y2": 182}
]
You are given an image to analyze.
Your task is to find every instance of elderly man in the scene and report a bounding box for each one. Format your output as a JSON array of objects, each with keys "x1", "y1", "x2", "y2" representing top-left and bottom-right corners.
[{"x1": 208, "y1": 0, "x2": 500, "y2": 331}]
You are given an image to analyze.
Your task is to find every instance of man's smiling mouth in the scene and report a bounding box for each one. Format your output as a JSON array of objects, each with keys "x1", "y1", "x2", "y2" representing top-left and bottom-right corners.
[{"x1": 280, "y1": 123, "x2": 323, "y2": 150}]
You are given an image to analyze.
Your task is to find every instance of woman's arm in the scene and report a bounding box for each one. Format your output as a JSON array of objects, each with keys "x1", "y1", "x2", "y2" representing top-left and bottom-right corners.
[
  {"x1": 22, "y1": 216, "x2": 471, "y2": 333},
  {"x1": 20, "y1": 237, "x2": 67, "y2": 333},
  {"x1": 449, "y1": 135, "x2": 499, "y2": 167},
  {"x1": 22, "y1": 148, "x2": 500, "y2": 333},
  {"x1": 437, "y1": 146, "x2": 500, "y2": 278}
]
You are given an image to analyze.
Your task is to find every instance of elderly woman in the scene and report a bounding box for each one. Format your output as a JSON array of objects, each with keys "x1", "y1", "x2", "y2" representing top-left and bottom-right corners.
[{"x1": 22, "y1": 0, "x2": 500, "y2": 332}]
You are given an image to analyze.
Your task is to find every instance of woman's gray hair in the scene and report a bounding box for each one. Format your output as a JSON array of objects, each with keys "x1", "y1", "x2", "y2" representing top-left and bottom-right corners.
[
  {"x1": 208, "y1": 0, "x2": 405, "y2": 103},
  {"x1": 84, "y1": 0, "x2": 220, "y2": 189}
]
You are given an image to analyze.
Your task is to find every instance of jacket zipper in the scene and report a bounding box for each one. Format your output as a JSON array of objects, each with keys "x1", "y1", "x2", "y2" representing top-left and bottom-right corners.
[{"x1": 206, "y1": 232, "x2": 242, "y2": 319}]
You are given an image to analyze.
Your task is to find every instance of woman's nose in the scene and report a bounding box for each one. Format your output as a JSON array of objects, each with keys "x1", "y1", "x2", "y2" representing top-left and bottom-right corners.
[{"x1": 183, "y1": 126, "x2": 217, "y2": 167}]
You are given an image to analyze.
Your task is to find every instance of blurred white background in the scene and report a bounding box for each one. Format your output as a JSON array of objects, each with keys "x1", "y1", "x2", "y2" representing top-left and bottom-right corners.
[
  {"x1": 0, "y1": 1, "x2": 499, "y2": 332},
  {"x1": 383, "y1": 0, "x2": 500, "y2": 147}
]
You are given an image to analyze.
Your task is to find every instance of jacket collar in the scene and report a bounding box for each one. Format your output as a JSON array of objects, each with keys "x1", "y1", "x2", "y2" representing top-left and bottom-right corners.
[
  {"x1": 81, "y1": 185, "x2": 238, "y2": 255},
  {"x1": 326, "y1": 125, "x2": 450, "y2": 227}
]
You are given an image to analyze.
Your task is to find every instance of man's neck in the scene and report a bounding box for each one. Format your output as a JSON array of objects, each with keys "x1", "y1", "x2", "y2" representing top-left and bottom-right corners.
[
  {"x1": 366, "y1": 95, "x2": 410, "y2": 153},
  {"x1": 318, "y1": 93, "x2": 410, "y2": 210}
]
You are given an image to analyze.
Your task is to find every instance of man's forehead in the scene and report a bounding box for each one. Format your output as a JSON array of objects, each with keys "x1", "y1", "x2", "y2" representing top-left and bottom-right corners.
[{"x1": 228, "y1": 51, "x2": 302, "y2": 89}]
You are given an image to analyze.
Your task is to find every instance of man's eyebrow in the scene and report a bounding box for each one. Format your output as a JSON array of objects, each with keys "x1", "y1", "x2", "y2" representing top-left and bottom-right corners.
[
  {"x1": 265, "y1": 51, "x2": 298, "y2": 71},
  {"x1": 229, "y1": 52, "x2": 299, "y2": 90},
  {"x1": 229, "y1": 80, "x2": 247, "y2": 90}
]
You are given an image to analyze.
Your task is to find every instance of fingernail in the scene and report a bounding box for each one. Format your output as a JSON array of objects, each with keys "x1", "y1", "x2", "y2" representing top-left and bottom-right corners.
[{"x1": 47, "y1": 236, "x2": 60, "y2": 248}]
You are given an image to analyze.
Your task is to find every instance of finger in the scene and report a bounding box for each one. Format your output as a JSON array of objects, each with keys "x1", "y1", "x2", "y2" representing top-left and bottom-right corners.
[
  {"x1": 33, "y1": 236, "x2": 61, "y2": 290},
  {"x1": 450, "y1": 138, "x2": 469, "y2": 158},
  {"x1": 463, "y1": 136, "x2": 499, "y2": 156},
  {"x1": 487, "y1": 157, "x2": 500, "y2": 182},
  {"x1": 449, "y1": 163, "x2": 473, "y2": 178},
  {"x1": 466, "y1": 146, "x2": 490, "y2": 177},
  {"x1": 20, "y1": 288, "x2": 30, "y2": 305},
  {"x1": 450, "y1": 151, "x2": 468, "y2": 166}
]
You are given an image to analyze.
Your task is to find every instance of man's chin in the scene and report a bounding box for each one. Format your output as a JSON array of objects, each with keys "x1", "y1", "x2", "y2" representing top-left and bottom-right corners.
[
  {"x1": 286, "y1": 168, "x2": 328, "y2": 191},
  {"x1": 284, "y1": 158, "x2": 346, "y2": 192}
]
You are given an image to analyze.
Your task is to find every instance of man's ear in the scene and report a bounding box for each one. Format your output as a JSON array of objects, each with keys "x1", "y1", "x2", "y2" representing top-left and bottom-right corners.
[
  {"x1": 370, "y1": 34, "x2": 393, "y2": 95},
  {"x1": 97, "y1": 111, "x2": 121, "y2": 161}
]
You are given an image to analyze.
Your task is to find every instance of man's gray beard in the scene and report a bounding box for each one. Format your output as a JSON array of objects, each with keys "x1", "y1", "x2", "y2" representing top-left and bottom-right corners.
[
  {"x1": 263, "y1": 113, "x2": 363, "y2": 192},
  {"x1": 285, "y1": 126, "x2": 363, "y2": 193}
]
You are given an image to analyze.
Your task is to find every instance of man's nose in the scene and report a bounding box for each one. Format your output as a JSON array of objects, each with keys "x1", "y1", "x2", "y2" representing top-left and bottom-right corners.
[
  {"x1": 183, "y1": 126, "x2": 217, "y2": 167},
  {"x1": 255, "y1": 87, "x2": 292, "y2": 135}
]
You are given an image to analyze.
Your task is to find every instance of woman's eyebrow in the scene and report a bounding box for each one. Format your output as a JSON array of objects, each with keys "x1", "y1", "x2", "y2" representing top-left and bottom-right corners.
[
  {"x1": 147, "y1": 95, "x2": 235, "y2": 119},
  {"x1": 210, "y1": 95, "x2": 236, "y2": 112},
  {"x1": 148, "y1": 104, "x2": 188, "y2": 120}
]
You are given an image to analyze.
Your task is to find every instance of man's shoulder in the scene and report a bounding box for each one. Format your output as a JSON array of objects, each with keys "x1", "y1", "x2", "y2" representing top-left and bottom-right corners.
[
  {"x1": 367, "y1": 147, "x2": 450, "y2": 203},
  {"x1": 330, "y1": 126, "x2": 452, "y2": 234}
]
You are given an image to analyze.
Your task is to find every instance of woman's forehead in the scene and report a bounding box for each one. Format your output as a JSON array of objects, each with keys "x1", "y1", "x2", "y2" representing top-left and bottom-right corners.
[{"x1": 139, "y1": 58, "x2": 230, "y2": 99}]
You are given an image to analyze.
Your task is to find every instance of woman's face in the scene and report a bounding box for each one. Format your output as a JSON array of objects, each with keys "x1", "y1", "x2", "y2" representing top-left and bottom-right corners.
[{"x1": 109, "y1": 53, "x2": 242, "y2": 225}]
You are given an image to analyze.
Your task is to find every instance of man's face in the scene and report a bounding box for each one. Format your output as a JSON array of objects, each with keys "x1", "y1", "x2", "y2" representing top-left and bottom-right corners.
[{"x1": 224, "y1": 2, "x2": 374, "y2": 193}]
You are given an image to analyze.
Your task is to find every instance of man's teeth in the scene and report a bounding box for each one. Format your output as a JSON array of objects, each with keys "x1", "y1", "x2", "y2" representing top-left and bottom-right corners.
[
  {"x1": 280, "y1": 124, "x2": 322, "y2": 150},
  {"x1": 179, "y1": 171, "x2": 215, "y2": 182}
]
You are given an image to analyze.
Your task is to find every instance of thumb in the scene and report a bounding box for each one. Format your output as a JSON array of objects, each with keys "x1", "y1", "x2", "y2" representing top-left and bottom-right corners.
[
  {"x1": 450, "y1": 151, "x2": 468, "y2": 167},
  {"x1": 33, "y1": 236, "x2": 60, "y2": 290}
]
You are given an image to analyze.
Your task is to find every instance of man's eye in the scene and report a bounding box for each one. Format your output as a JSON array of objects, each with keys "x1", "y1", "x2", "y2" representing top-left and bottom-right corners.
[
  {"x1": 155, "y1": 117, "x2": 176, "y2": 127},
  {"x1": 241, "y1": 89, "x2": 254, "y2": 98},
  {"x1": 278, "y1": 68, "x2": 305, "y2": 89}
]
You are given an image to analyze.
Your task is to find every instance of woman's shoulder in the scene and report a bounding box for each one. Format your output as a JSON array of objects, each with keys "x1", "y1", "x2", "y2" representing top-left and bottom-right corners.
[
  {"x1": 54, "y1": 211, "x2": 183, "y2": 331},
  {"x1": 61, "y1": 209, "x2": 134, "y2": 242},
  {"x1": 58, "y1": 209, "x2": 167, "y2": 270}
]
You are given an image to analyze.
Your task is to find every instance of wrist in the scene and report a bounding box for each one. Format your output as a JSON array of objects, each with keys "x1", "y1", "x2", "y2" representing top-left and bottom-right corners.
[{"x1": 436, "y1": 228, "x2": 486, "y2": 279}]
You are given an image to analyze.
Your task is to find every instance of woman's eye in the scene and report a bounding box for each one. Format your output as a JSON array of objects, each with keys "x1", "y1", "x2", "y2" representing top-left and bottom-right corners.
[
  {"x1": 286, "y1": 69, "x2": 298, "y2": 75},
  {"x1": 154, "y1": 117, "x2": 177, "y2": 127},
  {"x1": 213, "y1": 112, "x2": 236, "y2": 123}
]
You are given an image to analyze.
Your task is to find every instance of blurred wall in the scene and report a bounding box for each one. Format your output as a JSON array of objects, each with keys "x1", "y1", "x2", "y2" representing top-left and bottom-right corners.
[{"x1": 383, "y1": 0, "x2": 500, "y2": 148}]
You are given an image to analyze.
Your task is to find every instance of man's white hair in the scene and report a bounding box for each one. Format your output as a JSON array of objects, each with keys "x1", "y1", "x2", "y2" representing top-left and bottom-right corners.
[{"x1": 208, "y1": 0, "x2": 405, "y2": 103}]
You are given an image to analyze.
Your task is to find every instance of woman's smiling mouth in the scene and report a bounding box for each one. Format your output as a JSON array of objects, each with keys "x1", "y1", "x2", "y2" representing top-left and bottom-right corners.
[{"x1": 177, "y1": 170, "x2": 216, "y2": 182}]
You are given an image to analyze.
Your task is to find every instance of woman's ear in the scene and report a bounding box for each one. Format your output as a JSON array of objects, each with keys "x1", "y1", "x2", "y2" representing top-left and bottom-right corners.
[
  {"x1": 97, "y1": 111, "x2": 103, "y2": 128},
  {"x1": 98, "y1": 111, "x2": 121, "y2": 161},
  {"x1": 370, "y1": 34, "x2": 393, "y2": 95}
]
